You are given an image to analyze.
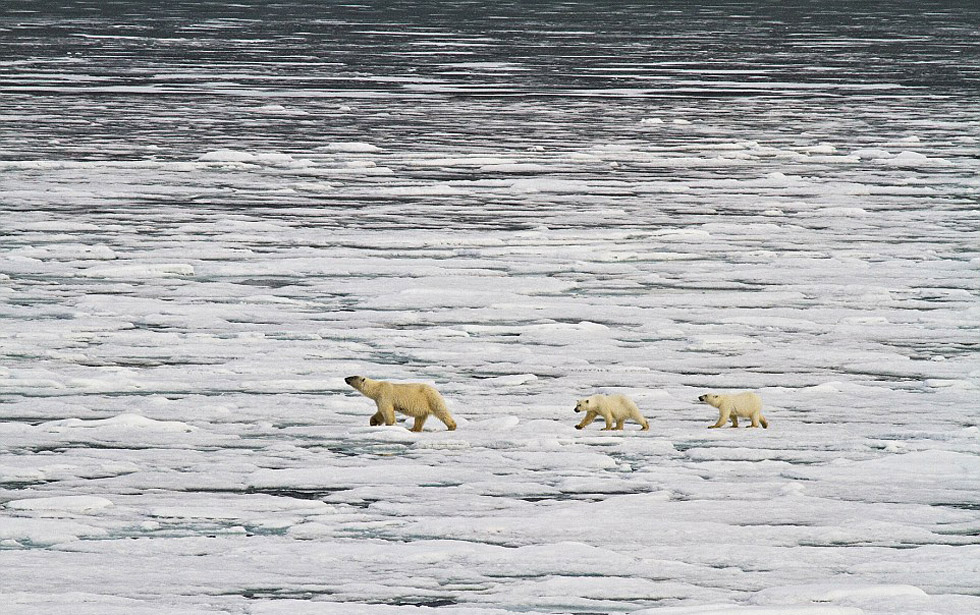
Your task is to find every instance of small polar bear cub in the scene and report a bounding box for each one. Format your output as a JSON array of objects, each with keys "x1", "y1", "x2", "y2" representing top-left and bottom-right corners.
[
  {"x1": 345, "y1": 376, "x2": 457, "y2": 432},
  {"x1": 698, "y1": 392, "x2": 768, "y2": 429},
  {"x1": 574, "y1": 394, "x2": 649, "y2": 431}
]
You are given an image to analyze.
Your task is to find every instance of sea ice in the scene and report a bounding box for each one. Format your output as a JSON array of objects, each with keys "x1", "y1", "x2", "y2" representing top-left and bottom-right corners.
[{"x1": 1, "y1": 5, "x2": 978, "y2": 614}]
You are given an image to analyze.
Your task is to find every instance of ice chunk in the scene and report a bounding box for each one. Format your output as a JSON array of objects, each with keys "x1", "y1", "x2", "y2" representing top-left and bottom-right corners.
[
  {"x1": 78, "y1": 263, "x2": 194, "y2": 278},
  {"x1": 482, "y1": 374, "x2": 538, "y2": 386},
  {"x1": 321, "y1": 142, "x2": 381, "y2": 152},
  {"x1": 40, "y1": 414, "x2": 196, "y2": 433},
  {"x1": 752, "y1": 582, "x2": 927, "y2": 605},
  {"x1": 5, "y1": 495, "x2": 114, "y2": 513}
]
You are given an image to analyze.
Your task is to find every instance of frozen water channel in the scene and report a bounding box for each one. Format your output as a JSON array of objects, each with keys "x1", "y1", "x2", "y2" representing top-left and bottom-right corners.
[{"x1": 1, "y1": 2, "x2": 979, "y2": 614}]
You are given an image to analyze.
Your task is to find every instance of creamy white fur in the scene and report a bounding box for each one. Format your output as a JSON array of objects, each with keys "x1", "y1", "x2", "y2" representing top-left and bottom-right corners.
[
  {"x1": 699, "y1": 392, "x2": 768, "y2": 428},
  {"x1": 345, "y1": 375, "x2": 456, "y2": 432},
  {"x1": 574, "y1": 394, "x2": 649, "y2": 431}
]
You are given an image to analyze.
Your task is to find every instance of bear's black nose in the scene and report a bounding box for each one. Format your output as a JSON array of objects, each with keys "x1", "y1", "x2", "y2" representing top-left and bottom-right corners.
[
  {"x1": 698, "y1": 395, "x2": 705, "y2": 401},
  {"x1": 574, "y1": 407, "x2": 581, "y2": 413},
  {"x1": 345, "y1": 376, "x2": 356, "y2": 385}
]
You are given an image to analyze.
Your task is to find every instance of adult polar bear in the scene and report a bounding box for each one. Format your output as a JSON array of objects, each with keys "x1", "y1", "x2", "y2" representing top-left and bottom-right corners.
[
  {"x1": 345, "y1": 375, "x2": 457, "y2": 432},
  {"x1": 574, "y1": 394, "x2": 650, "y2": 431},
  {"x1": 698, "y1": 392, "x2": 768, "y2": 428}
]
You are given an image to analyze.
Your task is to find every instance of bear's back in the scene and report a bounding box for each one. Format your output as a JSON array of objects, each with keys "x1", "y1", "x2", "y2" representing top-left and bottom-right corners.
[
  {"x1": 387, "y1": 381, "x2": 435, "y2": 396},
  {"x1": 603, "y1": 394, "x2": 637, "y2": 413},
  {"x1": 729, "y1": 392, "x2": 762, "y2": 411}
]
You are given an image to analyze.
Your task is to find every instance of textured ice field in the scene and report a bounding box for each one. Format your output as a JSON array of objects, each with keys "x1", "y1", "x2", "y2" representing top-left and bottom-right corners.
[{"x1": 2, "y1": 3, "x2": 980, "y2": 614}]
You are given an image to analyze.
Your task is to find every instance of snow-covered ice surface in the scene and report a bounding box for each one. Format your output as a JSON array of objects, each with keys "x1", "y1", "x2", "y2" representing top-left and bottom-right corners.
[{"x1": 2, "y1": 2, "x2": 979, "y2": 614}]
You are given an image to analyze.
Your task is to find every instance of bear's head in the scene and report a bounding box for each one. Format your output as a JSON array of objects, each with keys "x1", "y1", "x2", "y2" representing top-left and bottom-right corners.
[
  {"x1": 574, "y1": 397, "x2": 594, "y2": 413},
  {"x1": 345, "y1": 375, "x2": 365, "y2": 390},
  {"x1": 698, "y1": 393, "x2": 721, "y2": 407}
]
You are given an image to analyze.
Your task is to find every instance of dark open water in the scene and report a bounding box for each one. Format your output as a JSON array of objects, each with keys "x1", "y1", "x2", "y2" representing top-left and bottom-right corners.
[{"x1": 2, "y1": 1, "x2": 978, "y2": 162}]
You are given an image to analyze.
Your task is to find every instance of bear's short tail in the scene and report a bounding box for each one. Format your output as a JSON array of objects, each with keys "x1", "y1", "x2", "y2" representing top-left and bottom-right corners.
[{"x1": 760, "y1": 416, "x2": 769, "y2": 429}]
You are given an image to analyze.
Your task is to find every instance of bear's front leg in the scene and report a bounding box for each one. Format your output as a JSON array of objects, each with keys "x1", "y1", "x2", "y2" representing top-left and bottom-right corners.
[
  {"x1": 600, "y1": 412, "x2": 615, "y2": 430},
  {"x1": 376, "y1": 401, "x2": 396, "y2": 426},
  {"x1": 369, "y1": 411, "x2": 384, "y2": 426},
  {"x1": 729, "y1": 414, "x2": 739, "y2": 428},
  {"x1": 709, "y1": 409, "x2": 730, "y2": 428},
  {"x1": 576, "y1": 410, "x2": 597, "y2": 430}
]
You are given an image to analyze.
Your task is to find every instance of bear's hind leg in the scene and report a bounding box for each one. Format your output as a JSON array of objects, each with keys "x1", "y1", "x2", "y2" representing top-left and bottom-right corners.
[
  {"x1": 600, "y1": 412, "x2": 615, "y2": 430},
  {"x1": 615, "y1": 418, "x2": 625, "y2": 430},
  {"x1": 411, "y1": 415, "x2": 428, "y2": 432},
  {"x1": 433, "y1": 408, "x2": 456, "y2": 431},
  {"x1": 427, "y1": 393, "x2": 457, "y2": 431},
  {"x1": 630, "y1": 409, "x2": 650, "y2": 431}
]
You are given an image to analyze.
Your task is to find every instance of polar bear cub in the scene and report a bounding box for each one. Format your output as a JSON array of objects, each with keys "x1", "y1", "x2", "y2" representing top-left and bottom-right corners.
[
  {"x1": 698, "y1": 392, "x2": 768, "y2": 428},
  {"x1": 574, "y1": 394, "x2": 649, "y2": 431},
  {"x1": 345, "y1": 376, "x2": 456, "y2": 432}
]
